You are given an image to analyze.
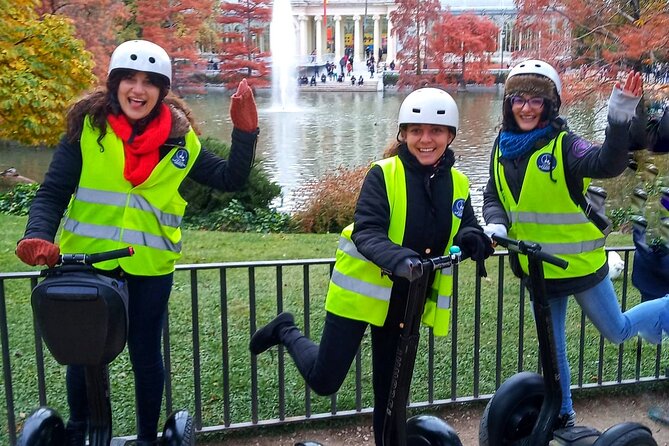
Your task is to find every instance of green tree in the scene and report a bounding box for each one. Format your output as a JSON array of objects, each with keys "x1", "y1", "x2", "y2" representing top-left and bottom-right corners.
[
  {"x1": 0, "y1": 0, "x2": 96, "y2": 146},
  {"x1": 36, "y1": 0, "x2": 130, "y2": 81}
]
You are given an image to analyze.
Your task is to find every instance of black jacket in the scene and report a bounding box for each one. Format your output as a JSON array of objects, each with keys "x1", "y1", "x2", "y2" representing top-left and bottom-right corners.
[
  {"x1": 482, "y1": 118, "x2": 633, "y2": 297},
  {"x1": 351, "y1": 144, "x2": 485, "y2": 309},
  {"x1": 23, "y1": 122, "x2": 258, "y2": 243}
]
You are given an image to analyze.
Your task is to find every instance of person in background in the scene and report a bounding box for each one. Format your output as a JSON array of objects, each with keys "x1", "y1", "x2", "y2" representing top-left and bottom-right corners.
[
  {"x1": 250, "y1": 88, "x2": 493, "y2": 446},
  {"x1": 15, "y1": 39, "x2": 258, "y2": 446},
  {"x1": 482, "y1": 59, "x2": 669, "y2": 428},
  {"x1": 629, "y1": 96, "x2": 669, "y2": 424}
]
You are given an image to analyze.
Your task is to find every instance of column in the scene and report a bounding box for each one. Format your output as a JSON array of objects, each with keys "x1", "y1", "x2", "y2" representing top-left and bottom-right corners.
[
  {"x1": 353, "y1": 15, "x2": 363, "y2": 66},
  {"x1": 334, "y1": 15, "x2": 343, "y2": 62},
  {"x1": 386, "y1": 15, "x2": 396, "y2": 65},
  {"x1": 299, "y1": 15, "x2": 309, "y2": 62},
  {"x1": 373, "y1": 15, "x2": 381, "y2": 62},
  {"x1": 315, "y1": 15, "x2": 323, "y2": 62}
]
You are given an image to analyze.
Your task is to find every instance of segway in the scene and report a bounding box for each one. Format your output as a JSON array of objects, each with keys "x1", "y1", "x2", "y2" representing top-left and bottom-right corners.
[
  {"x1": 382, "y1": 246, "x2": 464, "y2": 446},
  {"x1": 479, "y1": 235, "x2": 656, "y2": 446},
  {"x1": 18, "y1": 247, "x2": 195, "y2": 446}
]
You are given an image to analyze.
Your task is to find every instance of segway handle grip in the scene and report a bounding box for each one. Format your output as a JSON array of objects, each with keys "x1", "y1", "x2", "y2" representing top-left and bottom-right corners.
[
  {"x1": 60, "y1": 246, "x2": 134, "y2": 266},
  {"x1": 534, "y1": 249, "x2": 568, "y2": 270},
  {"x1": 426, "y1": 247, "x2": 463, "y2": 272},
  {"x1": 491, "y1": 235, "x2": 568, "y2": 270}
]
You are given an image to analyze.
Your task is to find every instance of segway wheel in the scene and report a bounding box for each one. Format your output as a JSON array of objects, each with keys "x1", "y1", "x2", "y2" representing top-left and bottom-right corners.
[
  {"x1": 17, "y1": 407, "x2": 65, "y2": 446},
  {"x1": 479, "y1": 371, "x2": 544, "y2": 446},
  {"x1": 592, "y1": 422, "x2": 657, "y2": 446},
  {"x1": 161, "y1": 410, "x2": 195, "y2": 446},
  {"x1": 407, "y1": 414, "x2": 463, "y2": 446}
]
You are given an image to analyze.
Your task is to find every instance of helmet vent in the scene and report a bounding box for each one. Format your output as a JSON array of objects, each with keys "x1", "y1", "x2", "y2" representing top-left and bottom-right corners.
[
  {"x1": 412, "y1": 108, "x2": 421, "y2": 113},
  {"x1": 437, "y1": 110, "x2": 445, "y2": 115},
  {"x1": 149, "y1": 57, "x2": 156, "y2": 63},
  {"x1": 130, "y1": 54, "x2": 138, "y2": 60}
]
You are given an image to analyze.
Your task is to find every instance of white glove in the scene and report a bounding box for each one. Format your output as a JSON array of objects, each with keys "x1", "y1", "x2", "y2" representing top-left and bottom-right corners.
[
  {"x1": 607, "y1": 86, "x2": 641, "y2": 124},
  {"x1": 482, "y1": 223, "x2": 507, "y2": 241}
]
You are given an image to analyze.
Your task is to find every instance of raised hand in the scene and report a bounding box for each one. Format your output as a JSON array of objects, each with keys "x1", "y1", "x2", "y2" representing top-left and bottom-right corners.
[
  {"x1": 229, "y1": 78, "x2": 258, "y2": 133},
  {"x1": 616, "y1": 71, "x2": 643, "y2": 97}
]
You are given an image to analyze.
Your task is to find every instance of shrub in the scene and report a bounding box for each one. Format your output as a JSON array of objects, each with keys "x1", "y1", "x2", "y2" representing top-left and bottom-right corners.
[
  {"x1": 383, "y1": 72, "x2": 399, "y2": 86},
  {"x1": 292, "y1": 166, "x2": 368, "y2": 233},
  {"x1": 185, "y1": 199, "x2": 295, "y2": 233},
  {"x1": 181, "y1": 136, "x2": 282, "y2": 218},
  {"x1": 0, "y1": 183, "x2": 39, "y2": 216}
]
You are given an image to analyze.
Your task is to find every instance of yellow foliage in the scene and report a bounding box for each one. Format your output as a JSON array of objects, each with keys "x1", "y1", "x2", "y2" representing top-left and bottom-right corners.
[{"x1": 0, "y1": 0, "x2": 96, "y2": 146}]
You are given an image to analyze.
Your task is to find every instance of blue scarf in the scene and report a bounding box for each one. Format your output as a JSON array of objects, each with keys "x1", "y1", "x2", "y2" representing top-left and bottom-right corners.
[{"x1": 499, "y1": 125, "x2": 554, "y2": 159}]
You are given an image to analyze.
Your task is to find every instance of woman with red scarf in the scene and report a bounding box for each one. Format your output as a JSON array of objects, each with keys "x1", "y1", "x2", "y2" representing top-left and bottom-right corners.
[{"x1": 15, "y1": 40, "x2": 258, "y2": 446}]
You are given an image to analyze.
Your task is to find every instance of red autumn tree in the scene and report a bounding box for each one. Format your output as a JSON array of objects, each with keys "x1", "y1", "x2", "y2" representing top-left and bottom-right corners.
[
  {"x1": 513, "y1": 0, "x2": 669, "y2": 103},
  {"x1": 36, "y1": 0, "x2": 130, "y2": 81},
  {"x1": 217, "y1": 0, "x2": 272, "y2": 90},
  {"x1": 430, "y1": 12, "x2": 498, "y2": 90},
  {"x1": 390, "y1": 0, "x2": 442, "y2": 88},
  {"x1": 135, "y1": 0, "x2": 213, "y2": 92}
]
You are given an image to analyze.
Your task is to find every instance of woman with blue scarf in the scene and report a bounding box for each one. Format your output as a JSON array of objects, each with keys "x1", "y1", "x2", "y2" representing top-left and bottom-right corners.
[{"x1": 482, "y1": 59, "x2": 669, "y2": 428}]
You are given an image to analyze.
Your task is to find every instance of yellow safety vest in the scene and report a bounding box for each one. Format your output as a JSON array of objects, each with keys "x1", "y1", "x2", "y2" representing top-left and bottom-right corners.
[
  {"x1": 494, "y1": 132, "x2": 607, "y2": 278},
  {"x1": 59, "y1": 115, "x2": 201, "y2": 275},
  {"x1": 325, "y1": 156, "x2": 470, "y2": 336}
]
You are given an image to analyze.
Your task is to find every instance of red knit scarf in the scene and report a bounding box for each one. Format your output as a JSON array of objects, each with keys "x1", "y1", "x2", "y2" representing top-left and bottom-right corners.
[{"x1": 107, "y1": 103, "x2": 172, "y2": 186}]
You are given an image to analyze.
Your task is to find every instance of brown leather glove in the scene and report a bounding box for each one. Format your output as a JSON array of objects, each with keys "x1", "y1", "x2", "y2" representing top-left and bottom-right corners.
[
  {"x1": 230, "y1": 78, "x2": 258, "y2": 133},
  {"x1": 16, "y1": 238, "x2": 60, "y2": 267}
]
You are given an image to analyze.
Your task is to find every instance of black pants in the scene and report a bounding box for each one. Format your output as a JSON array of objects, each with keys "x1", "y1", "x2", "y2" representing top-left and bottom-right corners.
[
  {"x1": 67, "y1": 273, "x2": 173, "y2": 442},
  {"x1": 281, "y1": 296, "x2": 404, "y2": 446}
]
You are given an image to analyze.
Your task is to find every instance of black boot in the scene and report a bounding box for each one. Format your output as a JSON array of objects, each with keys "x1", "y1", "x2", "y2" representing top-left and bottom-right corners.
[
  {"x1": 249, "y1": 312, "x2": 295, "y2": 354},
  {"x1": 64, "y1": 420, "x2": 87, "y2": 446}
]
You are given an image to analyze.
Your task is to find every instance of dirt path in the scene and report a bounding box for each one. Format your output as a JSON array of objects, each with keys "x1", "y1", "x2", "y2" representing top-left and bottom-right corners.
[{"x1": 203, "y1": 386, "x2": 669, "y2": 445}]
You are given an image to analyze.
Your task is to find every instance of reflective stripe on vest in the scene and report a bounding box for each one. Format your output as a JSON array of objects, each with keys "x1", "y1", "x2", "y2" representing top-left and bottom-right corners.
[
  {"x1": 325, "y1": 156, "x2": 469, "y2": 336},
  {"x1": 59, "y1": 115, "x2": 201, "y2": 275},
  {"x1": 494, "y1": 132, "x2": 607, "y2": 278}
]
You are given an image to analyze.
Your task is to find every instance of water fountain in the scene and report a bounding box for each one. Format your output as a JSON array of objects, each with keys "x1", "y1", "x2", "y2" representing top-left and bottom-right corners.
[{"x1": 270, "y1": 0, "x2": 299, "y2": 111}]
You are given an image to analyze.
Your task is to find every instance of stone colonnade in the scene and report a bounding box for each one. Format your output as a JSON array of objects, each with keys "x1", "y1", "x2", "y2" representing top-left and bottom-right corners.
[{"x1": 293, "y1": 3, "x2": 398, "y2": 67}]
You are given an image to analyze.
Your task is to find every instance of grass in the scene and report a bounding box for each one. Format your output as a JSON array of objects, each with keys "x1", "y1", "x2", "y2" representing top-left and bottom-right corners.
[{"x1": 0, "y1": 213, "x2": 665, "y2": 444}]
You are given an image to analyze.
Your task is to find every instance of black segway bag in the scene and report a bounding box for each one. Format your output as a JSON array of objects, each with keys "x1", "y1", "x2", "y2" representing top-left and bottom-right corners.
[{"x1": 31, "y1": 271, "x2": 129, "y2": 366}]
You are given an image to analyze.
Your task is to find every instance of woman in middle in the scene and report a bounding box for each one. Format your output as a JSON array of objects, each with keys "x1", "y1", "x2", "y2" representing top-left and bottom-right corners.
[{"x1": 250, "y1": 88, "x2": 493, "y2": 445}]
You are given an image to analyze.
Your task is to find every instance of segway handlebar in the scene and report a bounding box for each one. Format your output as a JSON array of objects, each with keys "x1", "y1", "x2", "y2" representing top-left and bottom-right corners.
[
  {"x1": 59, "y1": 246, "x2": 135, "y2": 266},
  {"x1": 424, "y1": 246, "x2": 463, "y2": 274},
  {"x1": 492, "y1": 235, "x2": 568, "y2": 270}
]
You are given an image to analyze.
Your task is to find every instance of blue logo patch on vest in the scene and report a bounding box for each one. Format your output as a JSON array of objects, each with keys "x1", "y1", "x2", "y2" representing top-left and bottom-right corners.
[
  {"x1": 536, "y1": 153, "x2": 557, "y2": 172},
  {"x1": 171, "y1": 149, "x2": 189, "y2": 169},
  {"x1": 452, "y1": 199, "x2": 465, "y2": 218}
]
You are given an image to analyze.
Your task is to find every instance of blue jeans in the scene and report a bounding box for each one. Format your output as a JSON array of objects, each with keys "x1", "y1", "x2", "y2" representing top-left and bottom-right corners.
[
  {"x1": 538, "y1": 277, "x2": 669, "y2": 416},
  {"x1": 67, "y1": 273, "x2": 173, "y2": 442}
]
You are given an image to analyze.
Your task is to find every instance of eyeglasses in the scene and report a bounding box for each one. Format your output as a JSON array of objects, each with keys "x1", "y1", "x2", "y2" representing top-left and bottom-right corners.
[{"x1": 509, "y1": 96, "x2": 545, "y2": 109}]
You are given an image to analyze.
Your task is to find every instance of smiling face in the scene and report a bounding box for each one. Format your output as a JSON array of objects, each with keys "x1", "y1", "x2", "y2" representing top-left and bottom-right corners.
[
  {"x1": 402, "y1": 124, "x2": 455, "y2": 166},
  {"x1": 116, "y1": 71, "x2": 161, "y2": 123},
  {"x1": 510, "y1": 94, "x2": 545, "y2": 132}
]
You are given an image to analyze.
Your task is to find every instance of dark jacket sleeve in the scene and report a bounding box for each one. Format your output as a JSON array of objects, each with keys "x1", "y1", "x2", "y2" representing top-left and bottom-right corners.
[
  {"x1": 22, "y1": 137, "x2": 82, "y2": 242},
  {"x1": 188, "y1": 127, "x2": 258, "y2": 191},
  {"x1": 351, "y1": 165, "x2": 419, "y2": 274},
  {"x1": 564, "y1": 121, "x2": 632, "y2": 180}
]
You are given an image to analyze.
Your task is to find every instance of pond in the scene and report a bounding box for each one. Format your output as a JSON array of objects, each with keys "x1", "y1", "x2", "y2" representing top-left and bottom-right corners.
[{"x1": 0, "y1": 87, "x2": 610, "y2": 215}]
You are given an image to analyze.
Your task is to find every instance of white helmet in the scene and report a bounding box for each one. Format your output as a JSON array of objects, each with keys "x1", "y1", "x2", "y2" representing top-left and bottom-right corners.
[
  {"x1": 507, "y1": 59, "x2": 561, "y2": 96},
  {"x1": 108, "y1": 40, "x2": 172, "y2": 85},
  {"x1": 398, "y1": 88, "x2": 459, "y2": 134}
]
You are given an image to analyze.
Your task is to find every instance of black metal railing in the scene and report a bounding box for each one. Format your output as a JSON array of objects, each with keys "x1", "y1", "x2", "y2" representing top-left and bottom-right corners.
[{"x1": 1, "y1": 247, "x2": 665, "y2": 445}]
